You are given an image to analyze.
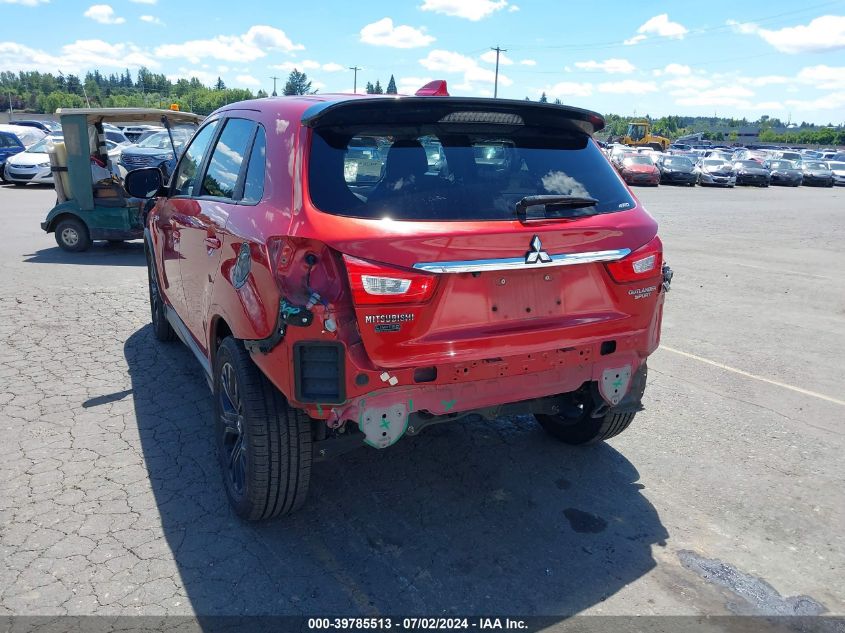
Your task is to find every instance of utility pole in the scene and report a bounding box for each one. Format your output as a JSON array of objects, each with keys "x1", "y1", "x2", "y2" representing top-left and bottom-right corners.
[
  {"x1": 269, "y1": 75, "x2": 279, "y2": 96},
  {"x1": 7, "y1": 92, "x2": 13, "y2": 120},
  {"x1": 349, "y1": 66, "x2": 361, "y2": 94},
  {"x1": 491, "y1": 46, "x2": 506, "y2": 98}
]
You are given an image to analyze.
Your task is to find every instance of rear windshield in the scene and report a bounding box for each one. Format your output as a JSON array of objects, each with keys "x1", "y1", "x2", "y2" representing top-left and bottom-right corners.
[
  {"x1": 308, "y1": 126, "x2": 635, "y2": 221},
  {"x1": 804, "y1": 161, "x2": 827, "y2": 169},
  {"x1": 663, "y1": 157, "x2": 692, "y2": 168},
  {"x1": 623, "y1": 155, "x2": 654, "y2": 165},
  {"x1": 768, "y1": 160, "x2": 794, "y2": 169}
]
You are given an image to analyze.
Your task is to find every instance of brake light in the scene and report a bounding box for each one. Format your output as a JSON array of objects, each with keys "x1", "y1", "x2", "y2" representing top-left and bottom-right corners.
[
  {"x1": 605, "y1": 236, "x2": 663, "y2": 283},
  {"x1": 343, "y1": 255, "x2": 437, "y2": 305}
]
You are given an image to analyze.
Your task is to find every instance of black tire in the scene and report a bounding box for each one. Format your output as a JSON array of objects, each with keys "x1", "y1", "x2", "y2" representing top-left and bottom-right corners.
[
  {"x1": 536, "y1": 367, "x2": 646, "y2": 445},
  {"x1": 54, "y1": 217, "x2": 91, "y2": 252},
  {"x1": 146, "y1": 250, "x2": 175, "y2": 342},
  {"x1": 214, "y1": 337, "x2": 312, "y2": 520}
]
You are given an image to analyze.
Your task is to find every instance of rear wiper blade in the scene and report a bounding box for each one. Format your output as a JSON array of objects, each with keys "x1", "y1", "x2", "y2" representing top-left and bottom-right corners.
[{"x1": 515, "y1": 195, "x2": 599, "y2": 221}]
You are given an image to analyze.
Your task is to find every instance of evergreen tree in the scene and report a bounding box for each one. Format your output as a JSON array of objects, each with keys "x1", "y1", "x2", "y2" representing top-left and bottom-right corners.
[
  {"x1": 386, "y1": 74, "x2": 397, "y2": 94},
  {"x1": 283, "y1": 69, "x2": 311, "y2": 95},
  {"x1": 539, "y1": 92, "x2": 548, "y2": 103},
  {"x1": 373, "y1": 80, "x2": 383, "y2": 94},
  {"x1": 215, "y1": 77, "x2": 226, "y2": 90},
  {"x1": 365, "y1": 81, "x2": 375, "y2": 94}
]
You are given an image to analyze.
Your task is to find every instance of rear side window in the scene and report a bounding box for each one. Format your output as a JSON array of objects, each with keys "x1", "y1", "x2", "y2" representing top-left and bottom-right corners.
[
  {"x1": 172, "y1": 120, "x2": 219, "y2": 196},
  {"x1": 309, "y1": 126, "x2": 634, "y2": 221},
  {"x1": 201, "y1": 118, "x2": 255, "y2": 200},
  {"x1": 241, "y1": 127, "x2": 266, "y2": 204}
]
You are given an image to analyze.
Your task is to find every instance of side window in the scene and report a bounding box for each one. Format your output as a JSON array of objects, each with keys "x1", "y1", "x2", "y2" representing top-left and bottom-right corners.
[
  {"x1": 172, "y1": 120, "x2": 219, "y2": 196},
  {"x1": 241, "y1": 126, "x2": 266, "y2": 204},
  {"x1": 201, "y1": 118, "x2": 255, "y2": 200}
]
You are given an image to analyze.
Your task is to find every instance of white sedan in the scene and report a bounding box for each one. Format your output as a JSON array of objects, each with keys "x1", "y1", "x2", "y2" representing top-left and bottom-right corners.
[{"x1": 4, "y1": 137, "x2": 125, "y2": 186}]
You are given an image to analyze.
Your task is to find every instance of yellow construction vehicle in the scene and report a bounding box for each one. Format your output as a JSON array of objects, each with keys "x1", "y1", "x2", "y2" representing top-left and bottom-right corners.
[{"x1": 618, "y1": 120, "x2": 670, "y2": 151}]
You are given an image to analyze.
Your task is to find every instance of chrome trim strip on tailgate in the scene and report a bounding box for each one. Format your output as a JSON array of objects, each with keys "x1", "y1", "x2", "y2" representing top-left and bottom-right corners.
[{"x1": 413, "y1": 248, "x2": 631, "y2": 274}]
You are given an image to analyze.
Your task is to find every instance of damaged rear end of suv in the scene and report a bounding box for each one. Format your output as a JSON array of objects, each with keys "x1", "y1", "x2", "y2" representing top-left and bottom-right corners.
[{"x1": 137, "y1": 85, "x2": 672, "y2": 520}]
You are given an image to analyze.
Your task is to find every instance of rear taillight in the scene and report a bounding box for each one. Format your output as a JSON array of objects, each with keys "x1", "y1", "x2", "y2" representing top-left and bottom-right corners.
[
  {"x1": 343, "y1": 255, "x2": 437, "y2": 305},
  {"x1": 605, "y1": 236, "x2": 663, "y2": 283}
]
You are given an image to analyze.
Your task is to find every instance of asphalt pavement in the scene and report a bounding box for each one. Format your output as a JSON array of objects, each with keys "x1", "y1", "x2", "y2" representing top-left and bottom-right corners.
[{"x1": 0, "y1": 182, "x2": 843, "y2": 623}]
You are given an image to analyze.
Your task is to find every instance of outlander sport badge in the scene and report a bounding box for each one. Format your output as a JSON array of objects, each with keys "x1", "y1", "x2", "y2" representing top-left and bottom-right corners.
[{"x1": 525, "y1": 235, "x2": 552, "y2": 264}]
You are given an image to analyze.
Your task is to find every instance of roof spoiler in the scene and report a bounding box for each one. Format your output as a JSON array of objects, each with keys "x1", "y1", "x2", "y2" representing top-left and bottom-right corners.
[
  {"x1": 301, "y1": 97, "x2": 605, "y2": 135},
  {"x1": 415, "y1": 80, "x2": 449, "y2": 97}
]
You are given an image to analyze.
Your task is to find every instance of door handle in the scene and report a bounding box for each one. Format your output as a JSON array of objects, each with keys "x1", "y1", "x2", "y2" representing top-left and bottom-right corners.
[{"x1": 205, "y1": 236, "x2": 222, "y2": 250}]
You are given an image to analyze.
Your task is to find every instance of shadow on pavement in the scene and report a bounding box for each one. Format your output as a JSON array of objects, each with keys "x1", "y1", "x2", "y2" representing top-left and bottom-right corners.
[
  {"x1": 124, "y1": 324, "x2": 668, "y2": 619},
  {"x1": 23, "y1": 240, "x2": 145, "y2": 266}
]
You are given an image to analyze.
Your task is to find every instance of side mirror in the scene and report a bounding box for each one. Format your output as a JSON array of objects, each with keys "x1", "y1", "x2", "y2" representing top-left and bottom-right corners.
[{"x1": 125, "y1": 167, "x2": 165, "y2": 199}]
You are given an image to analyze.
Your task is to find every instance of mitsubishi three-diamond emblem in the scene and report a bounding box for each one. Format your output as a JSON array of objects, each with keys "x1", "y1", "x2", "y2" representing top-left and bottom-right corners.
[{"x1": 525, "y1": 235, "x2": 552, "y2": 264}]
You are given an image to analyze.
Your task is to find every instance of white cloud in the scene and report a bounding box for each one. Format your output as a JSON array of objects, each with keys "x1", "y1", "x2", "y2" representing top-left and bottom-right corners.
[
  {"x1": 419, "y1": 0, "x2": 510, "y2": 21},
  {"x1": 519, "y1": 59, "x2": 536, "y2": 66},
  {"x1": 166, "y1": 68, "x2": 217, "y2": 86},
  {"x1": 419, "y1": 49, "x2": 511, "y2": 87},
  {"x1": 797, "y1": 65, "x2": 845, "y2": 90},
  {"x1": 1, "y1": 0, "x2": 48, "y2": 5},
  {"x1": 155, "y1": 25, "x2": 303, "y2": 63},
  {"x1": 479, "y1": 49, "x2": 513, "y2": 65},
  {"x1": 661, "y1": 63, "x2": 691, "y2": 76},
  {"x1": 0, "y1": 39, "x2": 160, "y2": 75},
  {"x1": 321, "y1": 62, "x2": 344, "y2": 72},
  {"x1": 140, "y1": 14, "x2": 162, "y2": 25},
  {"x1": 84, "y1": 4, "x2": 125, "y2": 24},
  {"x1": 626, "y1": 14, "x2": 687, "y2": 45},
  {"x1": 397, "y1": 76, "x2": 433, "y2": 94},
  {"x1": 538, "y1": 82, "x2": 593, "y2": 100},
  {"x1": 663, "y1": 76, "x2": 713, "y2": 94},
  {"x1": 784, "y1": 92, "x2": 845, "y2": 111},
  {"x1": 674, "y1": 86, "x2": 755, "y2": 108},
  {"x1": 360, "y1": 17, "x2": 435, "y2": 48},
  {"x1": 597, "y1": 80, "x2": 658, "y2": 95},
  {"x1": 638, "y1": 14, "x2": 688, "y2": 38},
  {"x1": 235, "y1": 74, "x2": 261, "y2": 87},
  {"x1": 508, "y1": 4, "x2": 519, "y2": 11},
  {"x1": 574, "y1": 58, "x2": 635, "y2": 74},
  {"x1": 729, "y1": 15, "x2": 845, "y2": 54}
]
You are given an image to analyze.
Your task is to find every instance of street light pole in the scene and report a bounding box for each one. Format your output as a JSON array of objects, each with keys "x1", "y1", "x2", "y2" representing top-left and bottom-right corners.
[
  {"x1": 349, "y1": 66, "x2": 361, "y2": 94},
  {"x1": 491, "y1": 46, "x2": 507, "y2": 98}
]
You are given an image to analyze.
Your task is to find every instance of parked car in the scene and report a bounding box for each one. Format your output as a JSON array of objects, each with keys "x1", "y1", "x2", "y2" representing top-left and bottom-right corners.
[
  {"x1": 800, "y1": 160, "x2": 835, "y2": 187},
  {"x1": 732, "y1": 160, "x2": 771, "y2": 187},
  {"x1": 0, "y1": 129, "x2": 27, "y2": 182},
  {"x1": 126, "y1": 89, "x2": 672, "y2": 519},
  {"x1": 776, "y1": 151, "x2": 803, "y2": 164},
  {"x1": 826, "y1": 161, "x2": 845, "y2": 186},
  {"x1": 8, "y1": 119, "x2": 59, "y2": 134},
  {"x1": 120, "y1": 124, "x2": 162, "y2": 143},
  {"x1": 3, "y1": 136, "x2": 55, "y2": 185},
  {"x1": 618, "y1": 155, "x2": 660, "y2": 186},
  {"x1": 0, "y1": 124, "x2": 46, "y2": 182},
  {"x1": 764, "y1": 159, "x2": 803, "y2": 187},
  {"x1": 656, "y1": 155, "x2": 697, "y2": 186},
  {"x1": 119, "y1": 128, "x2": 191, "y2": 175},
  {"x1": 695, "y1": 159, "x2": 736, "y2": 187}
]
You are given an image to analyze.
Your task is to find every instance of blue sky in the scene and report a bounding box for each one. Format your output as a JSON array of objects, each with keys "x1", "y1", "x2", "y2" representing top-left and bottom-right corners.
[{"x1": 2, "y1": 0, "x2": 844, "y2": 123}]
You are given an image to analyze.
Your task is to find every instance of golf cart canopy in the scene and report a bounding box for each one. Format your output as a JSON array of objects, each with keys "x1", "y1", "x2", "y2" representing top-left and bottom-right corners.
[{"x1": 55, "y1": 108, "x2": 203, "y2": 126}]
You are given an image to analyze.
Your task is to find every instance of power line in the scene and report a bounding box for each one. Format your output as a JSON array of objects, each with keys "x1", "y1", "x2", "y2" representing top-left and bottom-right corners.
[
  {"x1": 349, "y1": 66, "x2": 361, "y2": 94},
  {"x1": 269, "y1": 75, "x2": 280, "y2": 97},
  {"x1": 491, "y1": 46, "x2": 507, "y2": 98}
]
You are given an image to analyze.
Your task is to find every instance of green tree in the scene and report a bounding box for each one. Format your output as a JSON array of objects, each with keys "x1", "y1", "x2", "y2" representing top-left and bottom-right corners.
[
  {"x1": 538, "y1": 92, "x2": 548, "y2": 103},
  {"x1": 386, "y1": 74, "x2": 397, "y2": 94},
  {"x1": 365, "y1": 81, "x2": 374, "y2": 94},
  {"x1": 283, "y1": 69, "x2": 312, "y2": 95},
  {"x1": 214, "y1": 77, "x2": 226, "y2": 90}
]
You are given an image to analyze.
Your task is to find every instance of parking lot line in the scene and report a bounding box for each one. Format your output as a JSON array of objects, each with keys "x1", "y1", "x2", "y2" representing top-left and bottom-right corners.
[{"x1": 660, "y1": 345, "x2": 845, "y2": 407}]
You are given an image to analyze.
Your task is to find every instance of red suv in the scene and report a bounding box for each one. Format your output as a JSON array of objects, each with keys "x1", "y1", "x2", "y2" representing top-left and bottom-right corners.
[{"x1": 126, "y1": 86, "x2": 672, "y2": 520}]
